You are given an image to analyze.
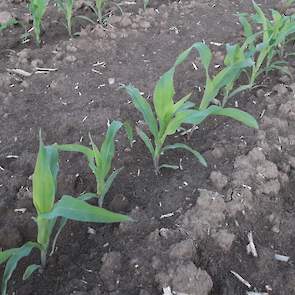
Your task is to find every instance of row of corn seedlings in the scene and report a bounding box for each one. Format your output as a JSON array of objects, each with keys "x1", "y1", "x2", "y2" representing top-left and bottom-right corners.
[
  {"x1": 3, "y1": 0, "x2": 295, "y2": 49},
  {"x1": 1, "y1": 1, "x2": 295, "y2": 294},
  {"x1": 27, "y1": 0, "x2": 109, "y2": 46}
]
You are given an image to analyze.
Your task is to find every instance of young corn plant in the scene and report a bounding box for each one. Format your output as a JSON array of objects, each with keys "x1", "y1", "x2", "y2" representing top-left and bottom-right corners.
[
  {"x1": 0, "y1": 19, "x2": 18, "y2": 32},
  {"x1": 143, "y1": 0, "x2": 149, "y2": 10},
  {"x1": 57, "y1": 121, "x2": 124, "y2": 207},
  {"x1": 55, "y1": 0, "x2": 74, "y2": 36},
  {"x1": 123, "y1": 42, "x2": 258, "y2": 174},
  {"x1": 29, "y1": 0, "x2": 49, "y2": 46},
  {"x1": 0, "y1": 134, "x2": 131, "y2": 295},
  {"x1": 86, "y1": 0, "x2": 107, "y2": 24},
  {"x1": 227, "y1": 1, "x2": 295, "y2": 98}
]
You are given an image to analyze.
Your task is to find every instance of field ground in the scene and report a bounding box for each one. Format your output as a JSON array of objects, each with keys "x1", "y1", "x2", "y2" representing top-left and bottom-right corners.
[{"x1": 0, "y1": 0, "x2": 295, "y2": 294}]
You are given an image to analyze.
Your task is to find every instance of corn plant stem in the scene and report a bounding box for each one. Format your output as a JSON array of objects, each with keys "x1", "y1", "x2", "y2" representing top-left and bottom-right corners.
[
  {"x1": 37, "y1": 217, "x2": 52, "y2": 268},
  {"x1": 153, "y1": 144, "x2": 162, "y2": 175},
  {"x1": 40, "y1": 249, "x2": 47, "y2": 268},
  {"x1": 67, "y1": 20, "x2": 71, "y2": 36},
  {"x1": 97, "y1": 179, "x2": 105, "y2": 207}
]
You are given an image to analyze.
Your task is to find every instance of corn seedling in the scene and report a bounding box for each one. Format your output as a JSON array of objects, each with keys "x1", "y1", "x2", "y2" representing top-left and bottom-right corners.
[
  {"x1": 57, "y1": 121, "x2": 126, "y2": 207},
  {"x1": 0, "y1": 133, "x2": 131, "y2": 295},
  {"x1": 0, "y1": 18, "x2": 18, "y2": 32},
  {"x1": 144, "y1": 0, "x2": 149, "y2": 10},
  {"x1": 55, "y1": 0, "x2": 74, "y2": 36},
  {"x1": 123, "y1": 42, "x2": 258, "y2": 174},
  {"x1": 226, "y1": 1, "x2": 295, "y2": 99},
  {"x1": 86, "y1": 0, "x2": 107, "y2": 24},
  {"x1": 29, "y1": 0, "x2": 49, "y2": 46}
]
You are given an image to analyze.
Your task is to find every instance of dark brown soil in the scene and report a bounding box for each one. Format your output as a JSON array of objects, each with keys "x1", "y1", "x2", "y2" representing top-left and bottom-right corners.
[{"x1": 0, "y1": 0, "x2": 295, "y2": 295}]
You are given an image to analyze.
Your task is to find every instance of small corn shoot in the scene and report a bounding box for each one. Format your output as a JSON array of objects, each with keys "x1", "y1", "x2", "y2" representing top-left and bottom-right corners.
[
  {"x1": 57, "y1": 121, "x2": 124, "y2": 207},
  {"x1": 86, "y1": 0, "x2": 107, "y2": 24},
  {"x1": 0, "y1": 18, "x2": 18, "y2": 32},
  {"x1": 226, "y1": 1, "x2": 295, "y2": 99},
  {"x1": 29, "y1": 0, "x2": 49, "y2": 46},
  {"x1": 55, "y1": 0, "x2": 74, "y2": 36},
  {"x1": 123, "y1": 42, "x2": 258, "y2": 174},
  {"x1": 0, "y1": 133, "x2": 131, "y2": 295}
]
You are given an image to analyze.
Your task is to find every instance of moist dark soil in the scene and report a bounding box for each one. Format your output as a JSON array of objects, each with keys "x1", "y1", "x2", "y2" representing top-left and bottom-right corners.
[{"x1": 0, "y1": 0, "x2": 295, "y2": 294}]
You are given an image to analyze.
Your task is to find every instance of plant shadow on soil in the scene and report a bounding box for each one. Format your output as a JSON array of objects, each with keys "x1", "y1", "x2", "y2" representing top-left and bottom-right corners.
[{"x1": 0, "y1": 0, "x2": 295, "y2": 294}]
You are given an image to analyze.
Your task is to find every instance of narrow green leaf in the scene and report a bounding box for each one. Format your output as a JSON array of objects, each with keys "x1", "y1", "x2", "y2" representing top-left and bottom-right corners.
[
  {"x1": 174, "y1": 45, "x2": 194, "y2": 66},
  {"x1": 136, "y1": 127, "x2": 155, "y2": 156},
  {"x1": 50, "y1": 216, "x2": 67, "y2": 256},
  {"x1": 158, "y1": 164, "x2": 179, "y2": 170},
  {"x1": 40, "y1": 195, "x2": 132, "y2": 223},
  {"x1": 78, "y1": 192, "x2": 98, "y2": 201},
  {"x1": 153, "y1": 67, "x2": 175, "y2": 127},
  {"x1": 100, "y1": 121, "x2": 122, "y2": 176},
  {"x1": 163, "y1": 143, "x2": 207, "y2": 167},
  {"x1": 252, "y1": 1, "x2": 269, "y2": 42},
  {"x1": 123, "y1": 84, "x2": 158, "y2": 138},
  {"x1": 56, "y1": 143, "x2": 94, "y2": 161},
  {"x1": 164, "y1": 110, "x2": 195, "y2": 136},
  {"x1": 183, "y1": 105, "x2": 220, "y2": 125},
  {"x1": 33, "y1": 134, "x2": 59, "y2": 214},
  {"x1": 50, "y1": 192, "x2": 98, "y2": 256},
  {"x1": 173, "y1": 93, "x2": 192, "y2": 113},
  {"x1": 89, "y1": 134, "x2": 102, "y2": 174},
  {"x1": 104, "y1": 168, "x2": 124, "y2": 199},
  {"x1": 1, "y1": 242, "x2": 40, "y2": 295},
  {"x1": 191, "y1": 42, "x2": 212, "y2": 75},
  {"x1": 76, "y1": 15, "x2": 96, "y2": 25},
  {"x1": 0, "y1": 248, "x2": 18, "y2": 265},
  {"x1": 176, "y1": 101, "x2": 195, "y2": 112},
  {"x1": 23, "y1": 264, "x2": 41, "y2": 280},
  {"x1": 213, "y1": 107, "x2": 259, "y2": 129},
  {"x1": 123, "y1": 121, "x2": 134, "y2": 147},
  {"x1": 239, "y1": 13, "x2": 254, "y2": 40}
]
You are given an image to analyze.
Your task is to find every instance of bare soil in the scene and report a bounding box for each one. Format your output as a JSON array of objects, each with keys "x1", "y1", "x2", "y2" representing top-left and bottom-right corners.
[{"x1": 0, "y1": 0, "x2": 295, "y2": 294}]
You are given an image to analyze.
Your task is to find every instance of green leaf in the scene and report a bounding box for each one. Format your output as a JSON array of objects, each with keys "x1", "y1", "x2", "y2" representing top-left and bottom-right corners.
[
  {"x1": 173, "y1": 93, "x2": 192, "y2": 113},
  {"x1": 56, "y1": 143, "x2": 94, "y2": 161},
  {"x1": 164, "y1": 110, "x2": 196, "y2": 136},
  {"x1": 0, "y1": 248, "x2": 18, "y2": 265},
  {"x1": 213, "y1": 107, "x2": 259, "y2": 129},
  {"x1": 136, "y1": 127, "x2": 155, "y2": 156},
  {"x1": 191, "y1": 42, "x2": 212, "y2": 76},
  {"x1": 176, "y1": 101, "x2": 195, "y2": 112},
  {"x1": 158, "y1": 164, "x2": 179, "y2": 170},
  {"x1": 49, "y1": 217, "x2": 67, "y2": 256},
  {"x1": 78, "y1": 192, "x2": 98, "y2": 201},
  {"x1": 89, "y1": 134, "x2": 102, "y2": 174},
  {"x1": 23, "y1": 264, "x2": 41, "y2": 280},
  {"x1": 252, "y1": 1, "x2": 269, "y2": 42},
  {"x1": 174, "y1": 45, "x2": 194, "y2": 66},
  {"x1": 33, "y1": 133, "x2": 59, "y2": 214},
  {"x1": 224, "y1": 84, "x2": 251, "y2": 102},
  {"x1": 40, "y1": 195, "x2": 132, "y2": 223},
  {"x1": 100, "y1": 121, "x2": 123, "y2": 176},
  {"x1": 162, "y1": 143, "x2": 207, "y2": 167},
  {"x1": 1, "y1": 242, "x2": 40, "y2": 295},
  {"x1": 199, "y1": 58, "x2": 253, "y2": 110},
  {"x1": 0, "y1": 18, "x2": 18, "y2": 31},
  {"x1": 75, "y1": 15, "x2": 96, "y2": 25},
  {"x1": 123, "y1": 84, "x2": 158, "y2": 138},
  {"x1": 153, "y1": 67, "x2": 175, "y2": 128},
  {"x1": 183, "y1": 105, "x2": 220, "y2": 125},
  {"x1": 239, "y1": 13, "x2": 254, "y2": 40},
  {"x1": 103, "y1": 168, "x2": 124, "y2": 199},
  {"x1": 50, "y1": 192, "x2": 98, "y2": 256},
  {"x1": 123, "y1": 121, "x2": 134, "y2": 147}
]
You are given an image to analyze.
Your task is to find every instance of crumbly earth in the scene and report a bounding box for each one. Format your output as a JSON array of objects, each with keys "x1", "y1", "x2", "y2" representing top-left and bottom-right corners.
[{"x1": 0, "y1": 0, "x2": 295, "y2": 294}]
